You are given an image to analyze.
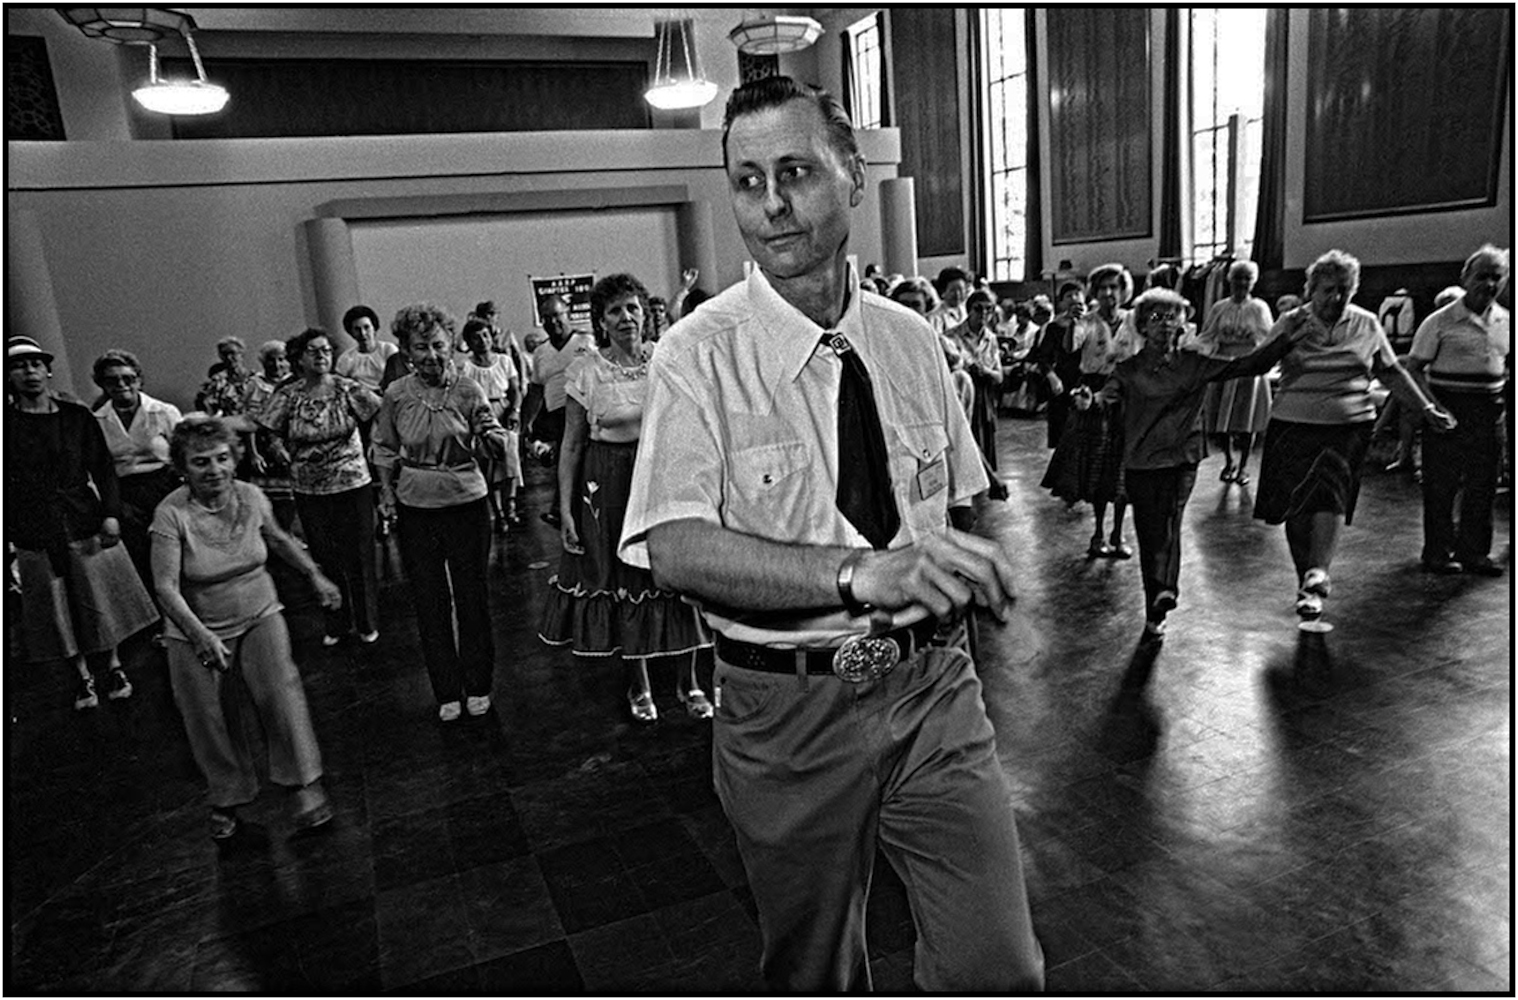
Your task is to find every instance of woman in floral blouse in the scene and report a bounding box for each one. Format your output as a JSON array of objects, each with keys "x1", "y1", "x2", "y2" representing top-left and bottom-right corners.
[{"x1": 251, "y1": 328, "x2": 382, "y2": 646}]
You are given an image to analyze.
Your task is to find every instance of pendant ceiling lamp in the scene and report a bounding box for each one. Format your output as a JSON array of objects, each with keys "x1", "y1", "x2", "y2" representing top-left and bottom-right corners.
[
  {"x1": 728, "y1": 14, "x2": 823, "y2": 55},
  {"x1": 645, "y1": 17, "x2": 717, "y2": 110},
  {"x1": 57, "y1": 7, "x2": 229, "y2": 115}
]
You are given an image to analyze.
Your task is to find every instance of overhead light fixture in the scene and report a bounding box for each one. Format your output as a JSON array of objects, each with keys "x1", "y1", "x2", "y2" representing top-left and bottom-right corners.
[
  {"x1": 729, "y1": 14, "x2": 823, "y2": 55},
  {"x1": 58, "y1": 7, "x2": 229, "y2": 116},
  {"x1": 133, "y1": 39, "x2": 229, "y2": 115},
  {"x1": 645, "y1": 17, "x2": 717, "y2": 111}
]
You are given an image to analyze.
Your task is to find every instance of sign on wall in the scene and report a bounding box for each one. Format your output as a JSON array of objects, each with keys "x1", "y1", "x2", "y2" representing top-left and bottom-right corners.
[{"x1": 529, "y1": 273, "x2": 596, "y2": 329}]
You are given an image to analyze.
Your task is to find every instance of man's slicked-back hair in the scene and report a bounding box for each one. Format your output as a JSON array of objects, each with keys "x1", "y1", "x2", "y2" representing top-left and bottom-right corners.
[{"x1": 721, "y1": 76, "x2": 858, "y2": 171}]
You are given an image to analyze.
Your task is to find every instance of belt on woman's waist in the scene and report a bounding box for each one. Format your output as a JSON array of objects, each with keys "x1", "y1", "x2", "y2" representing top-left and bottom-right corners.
[
  {"x1": 715, "y1": 617, "x2": 942, "y2": 683},
  {"x1": 399, "y1": 458, "x2": 477, "y2": 471}
]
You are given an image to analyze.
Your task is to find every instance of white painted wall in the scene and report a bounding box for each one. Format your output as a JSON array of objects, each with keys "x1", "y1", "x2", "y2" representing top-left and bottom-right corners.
[{"x1": 349, "y1": 208, "x2": 682, "y2": 340}]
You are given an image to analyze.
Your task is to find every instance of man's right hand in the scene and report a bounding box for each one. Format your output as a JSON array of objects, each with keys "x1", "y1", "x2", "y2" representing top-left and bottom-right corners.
[{"x1": 849, "y1": 531, "x2": 1017, "y2": 624}]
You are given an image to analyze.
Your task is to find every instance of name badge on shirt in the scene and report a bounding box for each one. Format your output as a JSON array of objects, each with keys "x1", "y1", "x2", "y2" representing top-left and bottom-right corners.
[{"x1": 916, "y1": 451, "x2": 948, "y2": 501}]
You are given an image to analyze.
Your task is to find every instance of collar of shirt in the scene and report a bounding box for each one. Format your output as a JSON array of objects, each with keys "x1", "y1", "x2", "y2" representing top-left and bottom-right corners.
[{"x1": 745, "y1": 263, "x2": 868, "y2": 394}]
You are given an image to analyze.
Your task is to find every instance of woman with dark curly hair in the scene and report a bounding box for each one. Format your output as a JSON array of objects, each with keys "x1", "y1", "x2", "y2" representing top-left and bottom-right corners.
[
  {"x1": 152, "y1": 415, "x2": 340, "y2": 839},
  {"x1": 375, "y1": 303, "x2": 511, "y2": 722},
  {"x1": 91, "y1": 348, "x2": 183, "y2": 589},
  {"x1": 248, "y1": 328, "x2": 382, "y2": 646},
  {"x1": 538, "y1": 273, "x2": 712, "y2": 723}
]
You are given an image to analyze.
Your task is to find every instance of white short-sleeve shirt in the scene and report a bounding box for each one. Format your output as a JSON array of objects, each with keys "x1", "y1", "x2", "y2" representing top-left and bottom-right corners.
[{"x1": 620, "y1": 266, "x2": 988, "y2": 647}]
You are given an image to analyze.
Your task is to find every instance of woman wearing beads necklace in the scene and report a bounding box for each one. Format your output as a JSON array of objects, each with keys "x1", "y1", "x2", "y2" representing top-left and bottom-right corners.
[
  {"x1": 375, "y1": 303, "x2": 512, "y2": 723},
  {"x1": 539, "y1": 273, "x2": 712, "y2": 723}
]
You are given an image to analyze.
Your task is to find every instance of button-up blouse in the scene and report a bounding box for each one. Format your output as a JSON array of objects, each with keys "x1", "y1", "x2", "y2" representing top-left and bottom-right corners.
[
  {"x1": 373, "y1": 371, "x2": 507, "y2": 509},
  {"x1": 94, "y1": 391, "x2": 181, "y2": 478}
]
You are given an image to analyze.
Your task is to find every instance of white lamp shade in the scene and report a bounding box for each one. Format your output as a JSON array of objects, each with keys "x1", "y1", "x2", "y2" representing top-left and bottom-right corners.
[
  {"x1": 133, "y1": 80, "x2": 229, "y2": 115},
  {"x1": 728, "y1": 15, "x2": 823, "y2": 55},
  {"x1": 645, "y1": 79, "x2": 719, "y2": 111}
]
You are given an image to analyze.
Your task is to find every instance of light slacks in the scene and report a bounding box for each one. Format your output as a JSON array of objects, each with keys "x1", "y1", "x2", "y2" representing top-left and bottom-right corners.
[
  {"x1": 712, "y1": 643, "x2": 1044, "y2": 992},
  {"x1": 167, "y1": 613, "x2": 323, "y2": 808}
]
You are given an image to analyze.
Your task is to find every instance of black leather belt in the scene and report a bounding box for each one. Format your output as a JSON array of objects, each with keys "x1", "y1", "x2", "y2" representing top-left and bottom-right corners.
[{"x1": 715, "y1": 618, "x2": 941, "y2": 683}]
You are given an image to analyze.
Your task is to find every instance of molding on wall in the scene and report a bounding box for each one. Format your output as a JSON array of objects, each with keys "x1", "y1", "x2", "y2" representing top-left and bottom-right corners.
[
  {"x1": 316, "y1": 185, "x2": 693, "y2": 220},
  {"x1": 6, "y1": 128, "x2": 902, "y2": 192}
]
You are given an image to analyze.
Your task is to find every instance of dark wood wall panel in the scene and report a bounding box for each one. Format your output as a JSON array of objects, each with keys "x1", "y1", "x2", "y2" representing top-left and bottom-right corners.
[
  {"x1": 1046, "y1": 8, "x2": 1151, "y2": 244},
  {"x1": 890, "y1": 8, "x2": 964, "y2": 257},
  {"x1": 1304, "y1": 8, "x2": 1511, "y2": 221},
  {"x1": 164, "y1": 57, "x2": 651, "y2": 139}
]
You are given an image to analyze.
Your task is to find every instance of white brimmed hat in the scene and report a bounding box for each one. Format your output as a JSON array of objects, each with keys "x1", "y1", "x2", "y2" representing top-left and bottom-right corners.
[{"x1": 6, "y1": 337, "x2": 54, "y2": 365}]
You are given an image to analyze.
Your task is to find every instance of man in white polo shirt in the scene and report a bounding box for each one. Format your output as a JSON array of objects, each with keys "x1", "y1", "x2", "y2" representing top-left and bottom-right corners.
[
  {"x1": 523, "y1": 294, "x2": 594, "y2": 527},
  {"x1": 1407, "y1": 244, "x2": 1511, "y2": 576},
  {"x1": 619, "y1": 76, "x2": 1042, "y2": 993}
]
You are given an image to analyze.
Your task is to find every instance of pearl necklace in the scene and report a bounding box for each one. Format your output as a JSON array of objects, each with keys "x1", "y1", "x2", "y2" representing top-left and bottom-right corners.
[
  {"x1": 414, "y1": 373, "x2": 455, "y2": 413},
  {"x1": 601, "y1": 349, "x2": 647, "y2": 382}
]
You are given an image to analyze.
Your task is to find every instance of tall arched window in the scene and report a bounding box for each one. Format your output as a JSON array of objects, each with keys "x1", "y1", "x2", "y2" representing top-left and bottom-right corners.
[
  {"x1": 1190, "y1": 8, "x2": 1267, "y2": 260},
  {"x1": 980, "y1": 9, "x2": 1030, "y2": 281}
]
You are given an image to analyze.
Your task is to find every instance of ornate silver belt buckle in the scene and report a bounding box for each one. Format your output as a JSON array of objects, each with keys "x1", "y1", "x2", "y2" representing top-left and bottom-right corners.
[{"x1": 832, "y1": 634, "x2": 900, "y2": 683}]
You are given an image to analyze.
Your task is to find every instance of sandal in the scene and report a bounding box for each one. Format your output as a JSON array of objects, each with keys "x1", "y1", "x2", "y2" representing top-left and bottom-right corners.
[
  {"x1": 1233, "y1": 471, "x2": 1250, "y2": 487},
  {"x1": 1220, "y1": 465, "x2": 1236, "y2": 483},
  {"x1": 1108, "y1": 539, "x2": 1133, "y2": 559},
  {"x1": 628, "y1": 690, "x2": 658, "y2": 723},
  {"x1": 209, "y1": 807, "x2": 239, "y2": 840},
  {"x1": 1087, "y1": 537, "x2": 1113, "y2": 559},
  {"x1": 677, "y1": 688, "x2": 714, "y2": 720}
]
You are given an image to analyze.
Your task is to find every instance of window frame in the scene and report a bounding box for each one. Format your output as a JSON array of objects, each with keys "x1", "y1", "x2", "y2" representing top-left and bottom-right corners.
[{"x1": 976, "y1": 8, "x2": 1032, "y2": 282}]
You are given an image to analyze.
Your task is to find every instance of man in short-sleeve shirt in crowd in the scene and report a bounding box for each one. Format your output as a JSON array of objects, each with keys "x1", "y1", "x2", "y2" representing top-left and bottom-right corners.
[
  {"x1": 619, "y1": 76, "x2": 1043, "y2": 993},
  {"x1": 1406, "y1": 244, "x2": 1511, "y2": 575},
  {"x1": 524, "y1": 295, "x2": 594, "y2": 527}
]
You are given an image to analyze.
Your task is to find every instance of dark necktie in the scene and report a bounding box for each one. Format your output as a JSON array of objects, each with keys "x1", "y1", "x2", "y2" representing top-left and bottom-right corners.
[{"x1": 824, "y1": 332, "x2": 900, "y2": 549}]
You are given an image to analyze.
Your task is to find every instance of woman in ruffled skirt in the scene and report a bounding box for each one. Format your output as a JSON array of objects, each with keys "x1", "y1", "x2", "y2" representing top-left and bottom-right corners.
[{"x1": 538, "y1": 273, "x2": 711, "y2": 723}]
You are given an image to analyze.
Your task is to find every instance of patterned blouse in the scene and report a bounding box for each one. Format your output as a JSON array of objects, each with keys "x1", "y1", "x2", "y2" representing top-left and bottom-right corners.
[
  {"x1": 255, "y1": 375, "x2": 381, "y2": 495},
  {"x1": 198, "y1": 366, "x2": 253, "y2": 417}
]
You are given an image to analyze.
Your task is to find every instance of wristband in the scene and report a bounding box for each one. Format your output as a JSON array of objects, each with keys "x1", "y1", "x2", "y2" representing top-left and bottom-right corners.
[{"x1": 836, "y1": 550, "x2": 873, "y2": 617}]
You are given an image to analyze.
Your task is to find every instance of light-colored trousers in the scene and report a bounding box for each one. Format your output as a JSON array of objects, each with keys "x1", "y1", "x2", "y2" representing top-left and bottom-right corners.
[
  {"x1": 167, "y1": 613, "x2": 323, "y2": 808},
  {"x1": 713, "y1": 642, "x2": 1045, "y2": 992}
]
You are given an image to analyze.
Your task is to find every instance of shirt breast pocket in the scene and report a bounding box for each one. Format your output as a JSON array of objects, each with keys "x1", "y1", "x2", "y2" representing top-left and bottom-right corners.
[
  {"x1": 726, "y1": 440, "x2": 812, "y2": 538},
  {"x1": 892, "y1": 421, "x2": 952, "y2": 534}
]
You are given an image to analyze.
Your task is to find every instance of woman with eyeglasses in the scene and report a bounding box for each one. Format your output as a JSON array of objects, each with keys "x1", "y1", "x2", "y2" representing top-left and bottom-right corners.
[
  {"x1": 91, "y1": 349, "x2": 183, "y2": 591},
  {"x1": 247, "y1": 328, "x2": 382, "y2": 647}
]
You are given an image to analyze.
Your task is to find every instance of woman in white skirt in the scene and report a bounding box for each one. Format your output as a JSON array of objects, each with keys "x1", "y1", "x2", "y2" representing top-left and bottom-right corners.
[{"x1": 1197, "y1": 260, "x2": 1275, "y2": 486}]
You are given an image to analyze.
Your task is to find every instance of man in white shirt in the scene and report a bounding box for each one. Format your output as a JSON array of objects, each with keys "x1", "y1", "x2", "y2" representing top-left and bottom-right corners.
[
  {"x1": 620, "y1": 76, "x2": 1042, "y2": 993},
  {"x1": 1406, "y1": 244, "x2": 1511, "y2": 575},
  {"x1": 522, "y1": 294, "x2": 595, "y2": 526}
]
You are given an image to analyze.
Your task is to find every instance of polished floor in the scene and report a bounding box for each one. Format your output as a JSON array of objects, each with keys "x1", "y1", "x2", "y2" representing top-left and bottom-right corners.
[{"x1": 7, "y1": 415, "x2": 1512, "y2": 993}]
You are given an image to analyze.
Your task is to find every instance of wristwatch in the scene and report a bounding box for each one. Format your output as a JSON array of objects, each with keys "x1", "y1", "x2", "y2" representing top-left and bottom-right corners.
[{"x1": 837, "y1": 550, "x2": 873, "y2": 617}]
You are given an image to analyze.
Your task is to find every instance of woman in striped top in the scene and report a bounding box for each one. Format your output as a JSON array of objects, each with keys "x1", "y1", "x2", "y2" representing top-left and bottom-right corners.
[{"x1": 1252, "y1": 249, "x2": 1455, "y2": 623}]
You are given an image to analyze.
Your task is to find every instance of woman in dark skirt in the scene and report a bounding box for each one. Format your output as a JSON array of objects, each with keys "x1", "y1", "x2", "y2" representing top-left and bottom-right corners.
[
  {"x1": 1253, "y1": 249, "x2": 1455, "y2": 621},
  {"x1": 1042, "y1": 263, "x2": 1138, "y2": 558},
  {"x1": 538, "y1": 273, "x2": 712, "y2": 723}
]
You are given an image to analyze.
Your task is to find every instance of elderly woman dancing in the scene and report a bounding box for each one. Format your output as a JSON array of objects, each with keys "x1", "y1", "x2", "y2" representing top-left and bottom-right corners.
[
  {"x1": 7, "y1": 337, "x2": 159, "y2": 709},
  {"x1": 91, "y1": 348, "x2": 183, "y2": 590},
  {"x1": 539, "y1": 273, "x2": 712, "y2": 722},
  {"x1": 376, "y1": 303, "x2": 511, "y2": 722},
  {"x1": 1254, "y1": 249, "x2": 1455, "y2": 622},
  {"x1": 152, "y1": 415, "x2": 339, "y2": 839},
  {"x1": 251, "y1": 328, "x2": 383, "y2": 646},
  {"x1": 1196, "y1": 260, "x2": 1275, "y2": 486}
]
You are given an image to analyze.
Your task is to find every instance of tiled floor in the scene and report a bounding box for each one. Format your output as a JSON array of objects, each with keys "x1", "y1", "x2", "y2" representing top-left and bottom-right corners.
[{"x1": 7, "y1": 415, "x2": 1511, "y2": 992}]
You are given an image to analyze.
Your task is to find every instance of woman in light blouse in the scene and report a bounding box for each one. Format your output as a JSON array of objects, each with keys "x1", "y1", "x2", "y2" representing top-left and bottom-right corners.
[
  {"x1": 538, "y1": 273, "x2": 712, "y2": 723},
  {"x1": 1253, "y1": 249, "x2": 1455, "y2": 622},
  {"x1": 456, "y1": 317, "x2": 522, "y2": 531},
  {"x1": 91, "y1": 349, "x2": 182, "y2": 589},
  {"x1": 1042, "y1": 263, "x2": 1137, "y2": 558},
  {"x1": 943, "y1": 289, "x2": 1006, "y2": 469},
  {"x1": 375, "y1": 303, "x2": 510, "y2": 723},
  {"x1": 242, "y1": 340, "x2": 297, "y2": 531},
  {"x1": 250, "y1": 328, "x2": 382, "y2": 646},
  {"x1": 1196, "y1": 260, "x2": 1275, "y2": 486}
]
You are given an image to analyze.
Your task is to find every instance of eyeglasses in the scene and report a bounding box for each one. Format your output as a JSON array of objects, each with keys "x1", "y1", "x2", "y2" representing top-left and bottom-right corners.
[
  {"x1": 100, "y1": 374, "x2": 140, "y2": 386},
  {"x1": 305, "y1": 345, "x2": 334, "y2": 356}
]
